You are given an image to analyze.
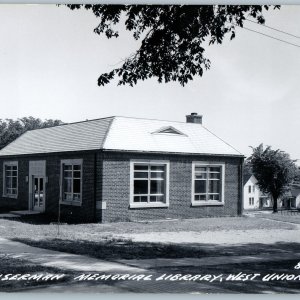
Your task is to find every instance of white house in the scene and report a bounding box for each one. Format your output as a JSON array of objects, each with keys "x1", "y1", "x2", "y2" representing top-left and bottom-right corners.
[
  {"x1": 281, "y1": 186, "x2": 300, "y2": 210},
  {"x1": 243, "y1": 174, "x2": 272, "y2": 210}
]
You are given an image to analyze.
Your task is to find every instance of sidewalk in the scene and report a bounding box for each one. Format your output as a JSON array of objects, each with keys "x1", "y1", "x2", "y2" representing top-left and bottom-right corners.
[{"x1": 0, "y1": 238, "x2": 144, "y2": 273}]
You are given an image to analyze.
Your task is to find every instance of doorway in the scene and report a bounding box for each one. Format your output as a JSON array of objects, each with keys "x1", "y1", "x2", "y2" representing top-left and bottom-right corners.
[
  {"x1": 29, "y1": 160, "x2": 46, "y2": 212},
  {"x1": 32, "y1": 176, "x2": 45, "y2": 212}
]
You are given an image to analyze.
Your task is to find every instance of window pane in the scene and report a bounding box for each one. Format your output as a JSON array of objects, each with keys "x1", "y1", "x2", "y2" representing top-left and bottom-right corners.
[
  {"x1": 209, "y1": 173, "x2": 220, "y2": 179},
  {"x1": 195, "y1": 180, "x2": 206, "y2": 193},
  {"x1": 208, "y1": 194, "x2": 220, "y2": 201},
  {"x1": 134, "y1": 165, "x2": 148, "y2": 171},
  {"x1": 134, "y1": 172, "x2": 148, "y2": 179},
  {"x1": 64, "y1": 193, "x2": 72, "y2": 201},
  {"x1": 64, "y1": 165, "x2": 72, "y2": 171},
  {"x1": 12, "y1": 177, "x2": 17, "y2": 189},
  {"x1": 73, "y1": 165, "x2": 81, "y2": 171},
  {"x1": 134, "y1": 180, "x2": 148, "y2": 194},
  {"x1": 73, "y1": 193, "x2": 81, "y2": 201},
  {"x1": 134, "y1": 196, "x2": 140, "y2": 202},
  {"x1": 150, "y1": 180, "x2": 165, "y2": 194},
  {"x1": 195, "y1": 167, "x2": 207, "y2": 172},
  {"x1": 74, "y1": 171, "x2": 81, "y2": 179},
  {"x1": 150, "y1": 195, "x2": 165, "y2": 202},
  {"x1": 209, "y1": 167, "x2": 221, "y2": 172},
  {"x1": 195, "y1": 173, "x2": 207, "y2": 179},
  {"x1": 64, "y1": 171, "x2": 72, "y2": 178},
  {"x1": 151, "y1": 172, "x2": 164, "y2": 179},
  {"x1": 151, "y1": 165, "x2": 165, "y2": 171},
  {"x1": 133, "y1": 195, "x2": 148, "y2": 202},
  {"x1": 209, "y1": 180, "x2": 220, "y2": 194},
  {"x1": 6, "y1": 177, "x2": 12, "y2": 189},
  {"x1": 39, "y1": 193, "x2": 44, "y2": 206},
  {"x1": 195, "y1": 194, "x2": 206, "y2": 201},
  {"x1": 64, "y1": 179, "x2": 72, "y2": 193},
  {"x1": 73, "y1": 179, "x2": 81, "y2": 193}
]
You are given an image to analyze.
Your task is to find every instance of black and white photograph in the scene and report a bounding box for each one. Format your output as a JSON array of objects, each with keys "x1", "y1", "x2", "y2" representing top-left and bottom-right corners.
[{"x1": 0, "y1": 2, "x2": 300, "y2": 294}]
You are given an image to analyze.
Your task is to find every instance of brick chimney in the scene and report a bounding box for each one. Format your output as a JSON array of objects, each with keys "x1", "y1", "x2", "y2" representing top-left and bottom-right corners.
[{"x1": 186, "y1": 112, "x2": 202, "y2": 124}]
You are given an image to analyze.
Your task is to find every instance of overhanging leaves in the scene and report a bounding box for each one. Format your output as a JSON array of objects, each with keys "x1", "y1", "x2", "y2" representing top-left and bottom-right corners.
[{"x1": 67, "y1": 5, "x2": 280, "y2": 86}]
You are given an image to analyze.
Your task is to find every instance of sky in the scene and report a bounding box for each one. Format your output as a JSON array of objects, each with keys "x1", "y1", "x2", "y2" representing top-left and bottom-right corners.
[{"x1": 0, "y1": 4, "x2": 300, "y2": 160}]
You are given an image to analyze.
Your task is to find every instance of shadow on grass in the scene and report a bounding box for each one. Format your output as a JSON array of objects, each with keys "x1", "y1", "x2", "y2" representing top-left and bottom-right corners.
[
  {"x1": 152, "y1": 259, "x2": 300, "y2": 294},
  {"x1": 13, "y1": 237, "x2": 300, "y2": 261},
  {"x1": 0, "y1": 256, "x2": 74, "y2": 292}
]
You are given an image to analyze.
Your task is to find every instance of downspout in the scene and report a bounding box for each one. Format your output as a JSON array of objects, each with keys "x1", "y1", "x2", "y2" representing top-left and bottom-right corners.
[
  {"x1": 93, "y1": 152, "x2": 97, "y2": 222},
  {"x1": 238, "y1": 158, "x2": 244, "y2": 216}
]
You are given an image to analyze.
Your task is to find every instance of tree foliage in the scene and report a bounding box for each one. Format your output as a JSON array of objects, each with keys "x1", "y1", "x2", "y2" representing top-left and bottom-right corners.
[
  {"x1": 68, "y1": 4, "x2": 280, "y2": 86},
  {"x1": 246, "y1": 144, "x2": 297, "y2": 212},
  {"x1": 0, "y1": 117, "x2": 62, "y2": 150}
]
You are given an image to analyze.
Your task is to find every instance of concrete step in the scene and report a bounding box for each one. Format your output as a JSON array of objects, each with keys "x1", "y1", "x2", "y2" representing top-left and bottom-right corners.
[
  {"x1": 9, "y1": 210, "x2": 41, "y2": 216},
  {"x1": 0, "y1": 213, "x2": 20, "y2": 218}
]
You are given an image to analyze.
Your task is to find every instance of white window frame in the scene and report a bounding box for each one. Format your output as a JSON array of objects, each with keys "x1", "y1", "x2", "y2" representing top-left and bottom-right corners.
[
  {"x1": 191, "y1": 161, "x2": 225, "y2": 206},
  {"x1": 60, "y1": 159, "x2": 83, "y2": 206},
  {"x1": 130, "y1": 160, "x2": 170, "y2": 208},
  {"x1": 3, "y1": 161, "x2": 18, "y2": 198}
]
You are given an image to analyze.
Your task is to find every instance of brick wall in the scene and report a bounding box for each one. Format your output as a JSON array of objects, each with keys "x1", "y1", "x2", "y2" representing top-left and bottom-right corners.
[
  {"x1": 0, "y1": 150, "x2": 243, "y2": 224},
  {"x1": 0, "y1": 152, "x2": 97, "y2": 223},
  {"x1": 100, "y1": 152, "x2": 243, "y2": 223}
]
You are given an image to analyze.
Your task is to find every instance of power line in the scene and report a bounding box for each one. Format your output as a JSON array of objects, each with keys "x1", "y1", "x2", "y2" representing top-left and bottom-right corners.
[
  {"x1": 240, "y1": 26, "x2": 300, "y2": 49},
  {"x1": 229, "y1": 21, "x2": 300, "y2": 49},
  {"x1": 245, "y1": 18, "x2": 300, "y2": 40}
]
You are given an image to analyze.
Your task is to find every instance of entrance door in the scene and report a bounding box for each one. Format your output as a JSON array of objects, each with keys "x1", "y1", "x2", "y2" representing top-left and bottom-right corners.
[{"x1": 32, "y1": 176, "x2": 45, "y2": 212}]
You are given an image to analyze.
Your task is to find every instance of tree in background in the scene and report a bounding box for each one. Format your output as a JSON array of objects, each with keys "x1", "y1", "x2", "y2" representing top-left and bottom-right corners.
[
  {"x1": 0, "y1": 117, "x2": 62, "y2": 149},
  {"x1": 68, "y1": 5, "x2": 280, "y2": 86},
  {"x1": 246, "y1": 144, "x2": 297, "y2": 213}
]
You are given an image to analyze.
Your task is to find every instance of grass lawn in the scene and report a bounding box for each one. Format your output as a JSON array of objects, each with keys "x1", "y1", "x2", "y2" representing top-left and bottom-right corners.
[
  {"x1": 256, "y1": 212, "x2": 300, "y2": 225},
  {"x1": 0, "y1": 214, "x2": 299, "y2": 261},
  {"x1": 0, "y1": 214, "x2": 296, "y2": 242}
]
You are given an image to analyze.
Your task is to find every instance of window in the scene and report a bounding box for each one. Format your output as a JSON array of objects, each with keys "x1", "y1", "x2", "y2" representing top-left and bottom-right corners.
[
  {"x1": 249, "y1": 197, "x2": 254, "y2": 205},
  {"x1": 248, "y1": 186, "x2": 251, "y2": 193},
  {"x1": 192, "y1": 162, "x2": 225, "y2": 206},
  {"x1": 130, "y1": 161, "x2": 169, "y2": 208},
  {"x1": 61, "y1": 159, "x2": 82, "y2": 205},
  {"x1": 3, "y1": 161, "x2": 18, "y2": 198},
  {"x1": 253, "y1": 185, "x2": 255, "y2": 192}
]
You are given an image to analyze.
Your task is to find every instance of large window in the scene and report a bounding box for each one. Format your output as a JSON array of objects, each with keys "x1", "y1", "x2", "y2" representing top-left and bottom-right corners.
[
  {"x1": 61, "y1": 159, "x2": 82, "y2": 205},
  {"x1": 130, "y1": 161, "x2": 169, "y2": 208},
  {"x1": 192, "y1": 162, "x2": 225, "y2": 206},
  {"x1": 3, "y1": 161, "x2": 18, "y2": 198}
]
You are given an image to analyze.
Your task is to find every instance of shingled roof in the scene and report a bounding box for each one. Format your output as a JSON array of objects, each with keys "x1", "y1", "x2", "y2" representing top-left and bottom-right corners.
[{"x1": 0, "y1": 116, "x2": 243, "y2": 157}]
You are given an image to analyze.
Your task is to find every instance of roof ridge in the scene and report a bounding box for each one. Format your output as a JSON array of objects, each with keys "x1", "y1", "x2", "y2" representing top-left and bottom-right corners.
[{"x1": 114, "y1": 115, "x2": 201, "y2": 125}]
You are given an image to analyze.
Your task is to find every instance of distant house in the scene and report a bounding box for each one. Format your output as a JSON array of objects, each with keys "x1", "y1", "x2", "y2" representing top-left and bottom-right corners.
[
  {"x1": 281, "y1": 185, "x2": 300, "y2": 210},
  {"x1": 243, "y1": 174, "x2": 272, "y2": 210},
  {"x1": 0, "y1": 113, "x2": 244, "y2": 223}
]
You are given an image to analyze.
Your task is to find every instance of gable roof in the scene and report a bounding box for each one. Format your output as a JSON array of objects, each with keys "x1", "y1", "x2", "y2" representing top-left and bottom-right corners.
[
  {"x1": 0, "y1": 116, "x2": 243, "y2": 157},
  {"x1": 243, "y1": 173, "x2": 252, "y2": 186}
]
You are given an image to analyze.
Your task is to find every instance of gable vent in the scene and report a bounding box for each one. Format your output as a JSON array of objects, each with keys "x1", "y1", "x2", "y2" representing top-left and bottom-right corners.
[{"x1": 152, "y1": 126, "x2": 186, "y2": 136}]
